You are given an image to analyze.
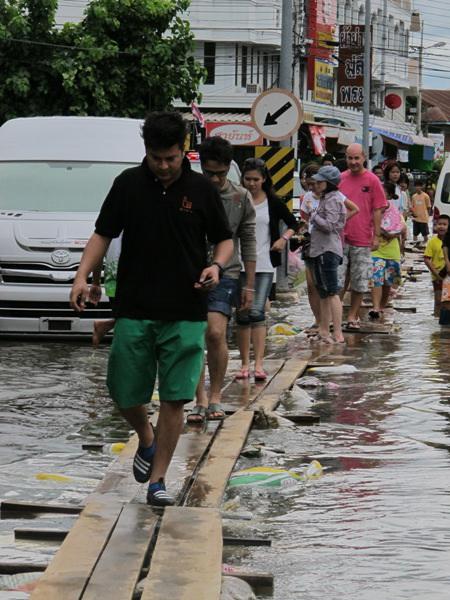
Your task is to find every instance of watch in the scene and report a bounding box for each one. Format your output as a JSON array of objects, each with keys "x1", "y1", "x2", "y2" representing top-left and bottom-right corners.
[{"x1": 211, "y1": 261, "x2": 224, "y2": 277}]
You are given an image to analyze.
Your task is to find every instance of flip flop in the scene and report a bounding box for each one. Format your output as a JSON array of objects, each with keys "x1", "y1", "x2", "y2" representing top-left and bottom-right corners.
[
  {"x1": 235, "y1": 368, "x2": 250, "y2": 379},
  {"x1": 186, "y1": 405, "x2": 207, "y2": 424},
  {"x1": 346, "y1": 320, "x2": 361, "y2": 330},
  {"x1": 207, "y1": 403, "x2": 226, "y2": 420},
  {"x1": 254, "y1": 369, "x2": 268, "y2": 381}
]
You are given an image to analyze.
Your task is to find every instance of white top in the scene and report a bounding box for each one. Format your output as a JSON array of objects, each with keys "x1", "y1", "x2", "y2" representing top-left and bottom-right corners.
[{"x1": 255, "y1": 199, "x2": 275, "y2": 273}]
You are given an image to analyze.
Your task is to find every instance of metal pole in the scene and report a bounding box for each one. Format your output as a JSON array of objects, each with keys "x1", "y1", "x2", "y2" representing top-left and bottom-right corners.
[
  {"x1": 417, "y1": 21, "x2": 424, "y2": 135},
  {"x1": 362, "y1": 0, "x2": 371, "y2": 158},
  {"x1": 277, "y1": 0, "x2": 293, "y2": 292},
  {"x1": 379, "y1": 0, "x2": 388, "y2": 115},
  {"x1": 279, "y1": 0, "x2": 293, "y2": 96}
]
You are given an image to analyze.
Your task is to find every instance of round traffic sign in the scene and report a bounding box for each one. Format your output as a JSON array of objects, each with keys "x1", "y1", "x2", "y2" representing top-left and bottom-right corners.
[{"x1": 251, "y1": 88, "x2": 303, "y2": 141}]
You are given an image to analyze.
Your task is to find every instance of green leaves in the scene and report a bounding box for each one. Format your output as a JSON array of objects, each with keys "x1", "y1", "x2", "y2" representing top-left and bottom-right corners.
[{"x1": 0, "y1": 0, "x2": 203, "y2": 123}]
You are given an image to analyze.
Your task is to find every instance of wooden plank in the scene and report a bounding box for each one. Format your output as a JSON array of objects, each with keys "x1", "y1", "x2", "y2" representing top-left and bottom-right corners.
[
  {"x1": 1, "y1": 500, "x2": 83, "y2": 517},
  {"x1": 186, "y1": 411, "x2": 254, "y2": 508},
  {"x1": 223, "y1": 536, "x2": 271, "y2": 547},
  {"x1": 219, "y1": 359, "x2": 283, "y2": 413},
  {"x1": 82, "y1": 504, "x2": 158, "y2": 600},
  {"x1": 83, "y1": 428, "x2": 217, "y2": 600},
  {"x1": 283, "y1": 412, "x2": 320, "y2": 425},
  {"x1": 14, "y1": 528, "x2": 69, "y2": 542},
  {"x1": 0, "y1": 562, "x2": 49, "y2": 574},
  {"x1": 31, "y1": 500, "x2": 123, "y2": 600},
  {"x1": 221, "y1": 568, "x2": 274, "y2": 590},
  {"x1": 141, "y1": 507, "x2": 222, "y2": 600},
  {"x1": 342, "y1": 323, "x2": 391, "y2": 334},
  {"x1": 250, "y1": 358, "x2": 309, "y2": 412}
]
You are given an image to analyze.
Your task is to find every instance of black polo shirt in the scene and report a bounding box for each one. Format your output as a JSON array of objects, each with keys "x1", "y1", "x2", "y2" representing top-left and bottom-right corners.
[{"x1": 95, "y1": 157, "x2": 232, "y2": 321}]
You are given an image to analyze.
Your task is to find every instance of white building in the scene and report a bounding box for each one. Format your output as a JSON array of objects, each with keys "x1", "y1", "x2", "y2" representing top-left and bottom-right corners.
[{"x1": 185, "y1": 0, "x2": 283, "y2": 109}]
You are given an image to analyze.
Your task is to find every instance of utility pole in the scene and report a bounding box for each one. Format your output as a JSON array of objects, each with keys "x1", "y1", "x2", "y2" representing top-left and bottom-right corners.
[
  {"x1": 379, "y1": 0, "x2": 388, "y2": 115},
  {"x1": 362, "y1": 0, "x2": 371, "y2": 158},
  {"x1": 279, "y1": 0, "x2": 293, "y2": 140},
  {"x1": 417, "y1": 20, "x2": 424, "y2": 135},
  {"x1": 277, "y1": 0, "x2": 293, "y2": 292}
]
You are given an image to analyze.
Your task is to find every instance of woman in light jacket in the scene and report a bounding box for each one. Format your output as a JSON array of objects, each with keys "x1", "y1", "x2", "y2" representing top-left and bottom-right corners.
[{"x1": 309, "y1": 166, "x2": 347, "y2": 344}]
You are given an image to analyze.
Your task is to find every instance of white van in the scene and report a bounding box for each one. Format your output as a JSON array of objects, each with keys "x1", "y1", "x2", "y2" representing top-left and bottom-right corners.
[
  {"x1": 433, "y1": 158, "x2": 450, "y2": 225},
  {"x1": 0, "y1": 116, "x2": 240, "y2": 337}
]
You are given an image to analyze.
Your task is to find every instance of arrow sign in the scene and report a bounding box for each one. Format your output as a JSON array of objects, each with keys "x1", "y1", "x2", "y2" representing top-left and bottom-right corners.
[
  {"x1": 251, "y1": 88, "x2": 303, "y2": 141},
  {"x1": 264, "y1": 101, "x2": 293, "y2": 126}
]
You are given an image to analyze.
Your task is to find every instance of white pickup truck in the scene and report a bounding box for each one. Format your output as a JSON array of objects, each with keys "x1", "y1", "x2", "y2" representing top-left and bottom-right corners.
[{"x1": 0, "y1": 116, "x2": 240, "y2": 337}]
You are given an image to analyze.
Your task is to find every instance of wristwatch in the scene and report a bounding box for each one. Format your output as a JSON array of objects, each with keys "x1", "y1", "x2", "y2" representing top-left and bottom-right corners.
[{"x1": 211, "y1": 261, "x2": 224, "y2": 277}]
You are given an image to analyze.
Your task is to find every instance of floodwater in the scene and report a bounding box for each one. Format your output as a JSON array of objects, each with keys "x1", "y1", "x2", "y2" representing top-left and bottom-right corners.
[{"x1": 1, "y1": 266, "x2": 450, "y2": 599}]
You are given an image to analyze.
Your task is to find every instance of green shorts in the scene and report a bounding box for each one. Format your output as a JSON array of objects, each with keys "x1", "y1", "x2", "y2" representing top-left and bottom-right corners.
[{"x1": 107, "y1": 318, "x2": 207, "y2": 409}]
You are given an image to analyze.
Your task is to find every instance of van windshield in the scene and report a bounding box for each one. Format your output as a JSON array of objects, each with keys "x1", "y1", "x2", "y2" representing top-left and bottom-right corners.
[{"x1": 0, "y1": 161, "x2": 137, "y2": 212}]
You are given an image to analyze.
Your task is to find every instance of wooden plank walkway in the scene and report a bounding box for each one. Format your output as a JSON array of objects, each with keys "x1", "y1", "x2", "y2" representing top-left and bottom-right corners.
[
  {"x1": 26, "y1": 356, "x2": 325, "y2": 599},
  {"x1": 141, "y1": 507, "x2": 222, "y2": 600}
]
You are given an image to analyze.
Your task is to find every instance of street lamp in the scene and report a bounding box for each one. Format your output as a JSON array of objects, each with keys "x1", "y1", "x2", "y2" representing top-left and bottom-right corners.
[{"x1": 411, "y1": 33, "x2": 446, "y2": 135}]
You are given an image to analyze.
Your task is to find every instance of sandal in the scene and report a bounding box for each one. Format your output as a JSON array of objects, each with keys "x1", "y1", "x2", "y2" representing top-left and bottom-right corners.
[
  {"x1": 254, "y1": 369, "x2": 268, "y2": 381},
  {"x1": 186, "y1": 405, "x2": 207, "y2": 424},
  {"x1": 346, "y1": 320, "x2": 361, "y2": 330},
  {"x1": 235, "y1": 368, "x2": 250, "y2": 379},
  {"x1": 207, "y1": 403, "x2": 226, "y2": 420}
]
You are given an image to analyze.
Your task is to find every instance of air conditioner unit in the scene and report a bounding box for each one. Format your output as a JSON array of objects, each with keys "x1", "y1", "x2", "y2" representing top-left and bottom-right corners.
[{"x1": 246, "y1": 83, "x2": 261, "y2": 94}]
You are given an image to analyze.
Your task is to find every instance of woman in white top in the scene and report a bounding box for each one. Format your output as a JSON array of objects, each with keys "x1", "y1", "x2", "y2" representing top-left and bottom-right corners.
[{"x1": 236, "y1": 158, "x2": 299, "y2": 381}]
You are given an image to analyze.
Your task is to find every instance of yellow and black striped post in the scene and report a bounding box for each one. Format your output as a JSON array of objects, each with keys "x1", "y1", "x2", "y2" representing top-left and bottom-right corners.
[{"x1": 255, "y1": 146, "x2": 295, "y2": 210}]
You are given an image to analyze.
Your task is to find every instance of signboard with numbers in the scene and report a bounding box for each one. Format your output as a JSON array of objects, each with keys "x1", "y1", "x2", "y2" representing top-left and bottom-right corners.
[{"x1": 337, "y1": 25, "x2": 367, "y2": 108}]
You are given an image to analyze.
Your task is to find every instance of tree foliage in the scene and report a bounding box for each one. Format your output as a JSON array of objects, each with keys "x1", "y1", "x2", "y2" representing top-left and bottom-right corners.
[{"x1": 0, "y1": 0, "x2": 204, "y2": 122}]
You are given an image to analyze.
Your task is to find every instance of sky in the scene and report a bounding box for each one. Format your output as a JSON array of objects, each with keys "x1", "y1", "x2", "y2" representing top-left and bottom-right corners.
[{"x1": 412, "y1": 0, "x2": 450, "y2": 90}]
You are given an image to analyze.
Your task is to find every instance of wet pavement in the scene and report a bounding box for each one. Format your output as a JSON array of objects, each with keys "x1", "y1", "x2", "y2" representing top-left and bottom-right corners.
[{"x1": 1, "y1": 265, "x2": 450, "y2": 599}]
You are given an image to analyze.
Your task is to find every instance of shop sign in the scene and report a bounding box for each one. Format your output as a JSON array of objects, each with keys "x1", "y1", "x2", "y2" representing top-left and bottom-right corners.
[
  {"x1": 337, "y1": 25, "x2": 366, "y2": 108},
  {"x1": 205, "y1": 122, "x2": 263, "y2": 146},
  {"x1": 314, "y1": 59, "x2": 334, "y2": 105}
]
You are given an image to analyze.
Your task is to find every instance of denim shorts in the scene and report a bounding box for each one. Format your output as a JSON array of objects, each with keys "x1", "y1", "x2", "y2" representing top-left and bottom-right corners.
[
  {"x1": 312, "y1": 252, "x2": 342, "y2": 298},
  {"x1": 207, "y1": 277, "x2": 239, "y2": 318},
  {"x1": 236, "y1": 272, "x2": 274, "y2": 327}
]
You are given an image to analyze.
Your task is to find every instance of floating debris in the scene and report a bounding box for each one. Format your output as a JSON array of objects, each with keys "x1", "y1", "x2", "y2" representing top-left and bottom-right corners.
[
  {"x1": 228, "y1": 460, "x2": 323, "y2": 489},
  {"x1": 267, "y1": 323, "x2": 301, "y2": 336}
]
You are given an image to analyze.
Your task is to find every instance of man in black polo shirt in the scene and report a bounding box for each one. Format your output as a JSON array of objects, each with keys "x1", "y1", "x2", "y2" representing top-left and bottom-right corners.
[{"x1": 70, "y1": 112, "x2": 233, "y2": 506}]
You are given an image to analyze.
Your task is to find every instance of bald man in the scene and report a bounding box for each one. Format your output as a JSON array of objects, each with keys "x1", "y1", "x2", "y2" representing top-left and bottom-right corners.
[{"x1": 338, "y1": 144, "x2": 387, "y2": 328}]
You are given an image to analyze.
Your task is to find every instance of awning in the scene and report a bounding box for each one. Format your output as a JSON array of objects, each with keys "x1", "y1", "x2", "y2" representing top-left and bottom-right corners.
[
  {"x1": 371, "y1": 127, "x2": 414, "y2": 146},
  {"x1": 410, "y1": 134, "x2": 435, "y2": 147},
  {"x1": 371, "y1": 127, "x2": 435, "y2": 147}
]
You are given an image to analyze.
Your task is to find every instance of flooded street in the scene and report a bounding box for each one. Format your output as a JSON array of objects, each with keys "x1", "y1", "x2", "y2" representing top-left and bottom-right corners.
[{"x1": 1, "y1": 267, "x2": 450, "y2": 599}]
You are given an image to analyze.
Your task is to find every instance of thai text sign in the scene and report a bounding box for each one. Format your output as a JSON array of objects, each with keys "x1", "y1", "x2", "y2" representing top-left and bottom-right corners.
[
  {"x1": 205, "y1": 122, "x2": 263, "y2": 146},
  {"x1": 337, "y1": 25, "x2": 366, "y2": 108}
]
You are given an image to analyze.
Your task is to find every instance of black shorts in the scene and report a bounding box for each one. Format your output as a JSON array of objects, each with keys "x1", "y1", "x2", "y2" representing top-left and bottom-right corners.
[{"x1": 413, "y1": 221, "x2": 429, "y2": 237}]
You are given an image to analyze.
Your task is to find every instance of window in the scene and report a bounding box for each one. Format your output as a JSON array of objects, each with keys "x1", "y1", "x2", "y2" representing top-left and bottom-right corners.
[
  {"x1": 0, "y1": 162, "x2": 135, "y2": 212},
  {"x1": 204, "y1": 42, "x2": 216, "y2": 85},
  {"x1": 241, "y1": 45, "x2": 248, "y2": 88},
  {"x1": 441, "y1": 174, "x2": 450, "y2": 205}
]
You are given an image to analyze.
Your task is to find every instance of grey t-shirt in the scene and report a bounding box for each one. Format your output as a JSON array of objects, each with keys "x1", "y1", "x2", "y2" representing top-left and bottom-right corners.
[{"x1": 213, "y1": 180, "x2": 257, "y2": 279}]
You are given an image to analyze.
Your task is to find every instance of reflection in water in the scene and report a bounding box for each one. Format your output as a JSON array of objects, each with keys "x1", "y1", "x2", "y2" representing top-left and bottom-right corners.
[{"x1": 229, "y1": 274, "x2": 450, "y2": 600}]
